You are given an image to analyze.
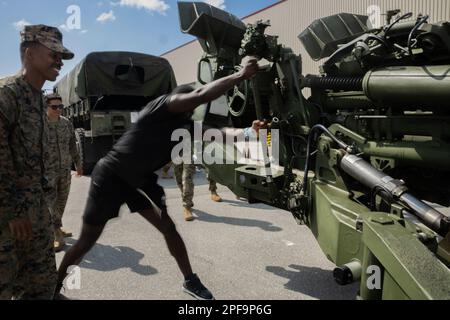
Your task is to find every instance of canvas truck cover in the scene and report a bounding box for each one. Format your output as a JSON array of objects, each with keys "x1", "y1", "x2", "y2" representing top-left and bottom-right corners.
[{"x1": 55, "y1": 51, "x2": 177, "y2": 106}]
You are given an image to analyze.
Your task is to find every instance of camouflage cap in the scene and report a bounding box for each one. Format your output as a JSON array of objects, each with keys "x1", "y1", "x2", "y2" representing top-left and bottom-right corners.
[
  {"x1": 20, "y1": 24, "x2": 74, "y2": 60},
  {"x1": 45, "y1": 92, "x2": 62, "y2": 104}
]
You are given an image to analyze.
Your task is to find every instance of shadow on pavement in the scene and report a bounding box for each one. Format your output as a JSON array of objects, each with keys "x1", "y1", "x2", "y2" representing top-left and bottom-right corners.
[
  {"x1": 221, "y1": 199, "x2": 274, "y2": 211},
  {"x1": 192, "y1": 209, "x2": 283, "y2": 232},
  {"x1": 266, "y1": 264, "x2": 359, "y2": 300},
  {"x1": 158, "y1": 175, "x2": 209, "y2": 190},
  {"x1": 63, "y1": 238, "x2": 158, "y2": 276}
]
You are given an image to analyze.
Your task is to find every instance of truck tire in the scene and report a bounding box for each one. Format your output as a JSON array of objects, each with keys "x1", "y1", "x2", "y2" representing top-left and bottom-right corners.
[{"x1": 75, "y1": 128, "x2": 95, "y2": 175}]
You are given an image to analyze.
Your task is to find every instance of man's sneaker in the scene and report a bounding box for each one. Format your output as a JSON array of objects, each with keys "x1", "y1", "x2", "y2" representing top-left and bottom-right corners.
[
  {"x1": 183, "y1": 274, "x2": 214, "y2": 300},
  {"x1": 53, "y1": 293, "x2": 70, "y2": 300}
]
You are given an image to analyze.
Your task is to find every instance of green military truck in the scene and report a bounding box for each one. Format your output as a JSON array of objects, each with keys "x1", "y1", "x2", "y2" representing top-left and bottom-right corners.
[{"x1": 54, "y1": 51, "x2": 177, "y2": 174}]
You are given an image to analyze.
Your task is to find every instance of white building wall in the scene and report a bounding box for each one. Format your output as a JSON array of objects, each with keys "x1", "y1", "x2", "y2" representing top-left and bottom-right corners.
[{"x1": 163, "y1": 0, "x2": 450, "y2": 85}]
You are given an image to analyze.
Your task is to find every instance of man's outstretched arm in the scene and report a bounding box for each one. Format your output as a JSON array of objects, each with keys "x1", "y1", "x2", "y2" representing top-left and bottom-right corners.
[
  {"x1": 167, "y1": 58, "x2": 259, "y2": 114},
  {"x1": 218, "y1": 120, "x2": 268, "y2": 139}
]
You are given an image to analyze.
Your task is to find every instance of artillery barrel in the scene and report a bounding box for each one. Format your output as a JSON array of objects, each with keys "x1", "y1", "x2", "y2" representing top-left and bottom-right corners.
[
  {"x1": 307, "y1": 66, "x2": 450, "y2": 110},
  {"x1": 340, "y1": 154, "x2": 450, "y2": 235},
  {"x1": 362, "y1": 65, "x2": 450, "y2": 109}
]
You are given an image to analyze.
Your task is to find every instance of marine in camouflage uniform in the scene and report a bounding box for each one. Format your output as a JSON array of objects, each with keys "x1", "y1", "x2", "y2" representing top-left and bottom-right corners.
[
  {"x1": 0, "y1": 25, "x2": 73, "y2": 300},
  {"x1": 46, "y1": 93, "x2": 81, "y2": 251},
  {"x1": 174, "y1": 163, "x2": 222, "y2": 221},
  {"x1": 173, "y1": 123, "x2": 264, "y2": 221}
]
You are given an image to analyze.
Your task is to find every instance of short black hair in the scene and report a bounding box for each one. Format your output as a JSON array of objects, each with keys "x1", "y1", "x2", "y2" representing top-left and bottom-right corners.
[
  {"x1": 20, "y1": 41, "x2": 40, "y2": 62},
  {"x1": 172, "y1": 84, "x2": 195, "y2": 95}
]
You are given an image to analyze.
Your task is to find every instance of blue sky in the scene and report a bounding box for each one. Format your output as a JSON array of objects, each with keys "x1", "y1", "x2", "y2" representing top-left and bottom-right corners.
[{"x1": 0, "y1": 0, "x2": 279, "y2": 90}]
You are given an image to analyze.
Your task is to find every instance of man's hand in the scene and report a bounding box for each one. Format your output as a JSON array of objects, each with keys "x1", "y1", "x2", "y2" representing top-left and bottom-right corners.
[
  {"x1": 9, "y1": 218, "x2": 33, "y2": 241},
  {"x1": 238, "y1": 58, "x2": 260, "y2": 80},
  {"x1": 168, "y1": 57, "x2": 259, "y2": 114},
  {"x1": 252, "y1": 120, "x2": 268, "y2": 136}
]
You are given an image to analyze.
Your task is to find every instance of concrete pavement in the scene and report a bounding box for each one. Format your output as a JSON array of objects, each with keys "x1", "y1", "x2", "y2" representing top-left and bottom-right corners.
[{"x1": 56, "y1": 170, "x2": 359, "y2": 300}]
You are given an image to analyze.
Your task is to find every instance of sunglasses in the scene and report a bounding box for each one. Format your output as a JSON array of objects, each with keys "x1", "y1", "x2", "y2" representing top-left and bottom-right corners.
[{"x1": 50, "y1": 104, "x2": 64, "y2": 110}]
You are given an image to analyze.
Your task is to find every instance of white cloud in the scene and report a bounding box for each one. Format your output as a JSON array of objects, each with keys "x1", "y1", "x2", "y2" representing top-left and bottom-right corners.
[
  {"x1": 112, "y1": 0, "x2": 169, "y2": 15},
  {"x1": 97, "y1": 10, "x2": 116, "y2": 23},
  {"x1": 203, "y1": 0, "x2": 225, "y2": 10},
  {"x1": 13, "y1": 19, "x2": 31, "y2": 31},
  {"x1": 80, "y1": 29, "x2": 88, "y2": 34}
]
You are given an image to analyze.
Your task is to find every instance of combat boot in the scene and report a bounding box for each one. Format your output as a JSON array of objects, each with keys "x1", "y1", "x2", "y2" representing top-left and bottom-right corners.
[
  {"x1": 211, "y1": 191, "x2": 222, "y2": 203},
  {"x1": 184, "y1": 208, "x2": 195, "y2": 222},
  {"x1": 161, "y1": 171, "x2": 173, "y2": 179},
  {"x1": 54, "y1": 229, "x2": 66, "y2": 252},
  {"x1": 60, "y1": 228, "x2": 72, "y2": 238}
]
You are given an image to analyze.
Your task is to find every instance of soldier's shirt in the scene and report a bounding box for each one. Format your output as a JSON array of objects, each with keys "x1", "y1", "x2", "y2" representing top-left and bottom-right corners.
[
  {"x1": 47, "y1": 116, "x2": 81, "y2": 176},
  {"x1": 0, "y1": 73, "x2": 52, "y2": 224},
  {"x1": 102, "y1": 94, "x2": 193, "y2": 189}
]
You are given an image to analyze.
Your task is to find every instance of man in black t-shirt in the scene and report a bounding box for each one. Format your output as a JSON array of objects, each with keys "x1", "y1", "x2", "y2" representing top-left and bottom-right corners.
[{"x1": 55, "y1": 58, "x2": 260, "y2": 300}]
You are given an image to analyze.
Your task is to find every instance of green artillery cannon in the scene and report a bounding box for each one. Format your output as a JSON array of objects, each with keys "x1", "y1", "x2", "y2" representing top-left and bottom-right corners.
[{"x1": 178, "y1": 2, "x2": 450, "y2": 299}]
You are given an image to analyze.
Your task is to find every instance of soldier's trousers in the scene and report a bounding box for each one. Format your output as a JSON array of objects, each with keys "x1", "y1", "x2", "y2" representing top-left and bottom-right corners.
[
  {"x1": 51, "y1": 169, "x2": 72, "y2": 229},
  {"x1": 0, "y1": 199, "x2": 57, "y2": 300},
  {"x1": 174, "y1": 163, "x2": 217, "y2": 209}
]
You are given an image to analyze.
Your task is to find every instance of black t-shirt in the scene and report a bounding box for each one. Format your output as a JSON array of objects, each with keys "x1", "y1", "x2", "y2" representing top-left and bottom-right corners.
[{"x1": 102, "y1": 94, "x2": 192, "y2": 188}]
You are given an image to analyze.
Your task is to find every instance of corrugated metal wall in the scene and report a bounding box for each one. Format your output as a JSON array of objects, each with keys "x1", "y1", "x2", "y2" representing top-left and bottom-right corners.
[{"x1": 163, "y1": 0, "x2": 450, "y2": 85}]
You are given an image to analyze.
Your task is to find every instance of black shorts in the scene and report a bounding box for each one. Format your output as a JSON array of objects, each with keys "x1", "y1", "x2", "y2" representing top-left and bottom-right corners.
[{"x1": 83, "y1": 159, "x2": 165, "y2": 226}]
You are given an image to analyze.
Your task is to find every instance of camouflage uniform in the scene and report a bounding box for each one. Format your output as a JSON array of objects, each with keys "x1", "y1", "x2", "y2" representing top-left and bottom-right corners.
[
  {"x1": 0, "y1": 74, "x2": 56, "y2": 299},
  {"x1": 47, "y1": 116, "x2": 80, "y2": 229},
  {"x1": 174, "y1": 163, "x2": 218, "y2": 209},
  {"x1": 0, "y1": 25, "x2": 73, "y2": 300}
]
